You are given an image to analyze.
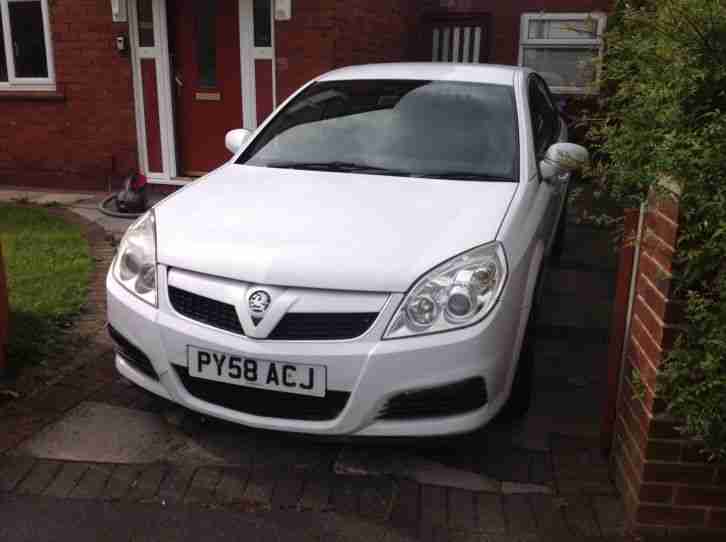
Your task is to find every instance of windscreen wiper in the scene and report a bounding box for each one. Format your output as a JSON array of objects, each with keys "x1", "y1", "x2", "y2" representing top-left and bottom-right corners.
[
  {"x1": 264, "y1": 161, "x2": 410, "y2": 176},
  {"x1": 417, "y1": 171, "x2": 514, "y2": 182}
]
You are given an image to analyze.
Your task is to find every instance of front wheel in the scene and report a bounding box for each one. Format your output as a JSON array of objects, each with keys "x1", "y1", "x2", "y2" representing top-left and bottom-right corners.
[
  {"x1": 495, "y1": 265, "x2": 545, "y2": 423},
  {"x1": 496, "y1": 305, "x2": 536, "y2": 422}
]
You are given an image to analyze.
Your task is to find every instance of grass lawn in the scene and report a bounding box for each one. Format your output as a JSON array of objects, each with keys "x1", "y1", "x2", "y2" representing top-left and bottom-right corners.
[{"x1": 0, "y1": 203, "x2": 92, "y2": 371}]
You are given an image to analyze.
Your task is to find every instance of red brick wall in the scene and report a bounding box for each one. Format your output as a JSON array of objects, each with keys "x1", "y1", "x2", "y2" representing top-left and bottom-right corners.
[
  {"x1": 612, "y1": 189, "x2": 726, "y2": 539},
  {"x1": 0, "y1": 0, "x2": 614, "y2": 191},
  {"x1": 416, "y1": 0, "x2": 612, "y2": 66},
  {"x1": 273, "y1": 0, "x2": 416, "y2": 103},
  {"x1": 273, "y1": 0, "x2": 337, "y2": 105},
  {"x1": 331, "y1": 0, "x2": 416, "y2": 72},
  {"x1": 0, "y1": 0, "x2": 416, "y2": 191},
  {"x1": 0, "y1": 1, "x2": 137, "y2": 191}
]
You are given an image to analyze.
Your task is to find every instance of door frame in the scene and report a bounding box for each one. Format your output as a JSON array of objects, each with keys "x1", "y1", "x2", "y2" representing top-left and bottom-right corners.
[
  {"x1": 129, "y1": 0, "x2": 273, "y2": 184},
  {"x1": 129, "y1": 0, "x2": 177, "y2": 182}
]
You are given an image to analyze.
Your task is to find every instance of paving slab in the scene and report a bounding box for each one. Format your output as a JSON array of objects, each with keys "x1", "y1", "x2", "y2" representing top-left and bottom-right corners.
[
  {"x1": 502, "y1": 494, "x2": 537, "y2": 535},
  {"x1": 298, "y1": 471, "x2": 334, "y2": 512},
  {"x1": 0, "y1": 190, "x2": 34, "y2": 202},
  {"x1": 389, "y1": 479, "x2": 420, "y2": 533},
  {"x1": 358, "y1": 477, "x2": 394, "y2": 520},
  {"x1": 184, "y1": 466, "x2": 222, "y2": 504},
  {"x1": 449, "y1": 488, "x2": 476, "y2": 530},
  {"x1": 537, "y1": 293, "x2": 612, "y2": 330},
  {"x1": 69, "y1": 463, "x2": 113, "y2": 499},
  {"x1": 272, "y1": 471, "x2": 305, "y2": 510},
  {"x1": 68, "y1": 205, "x2": 134, "y2": 236},
  {"x1": 103, "y1": 464, "x2": 143, "y2": 501},
  {"x1": 557, "y1": 224, "x2": 618, "y2": 271},
  {"x1": 126, "y1": 463, "x2": 166, "y2": 502},
  {"x1": 334, "y1": 446, "x2": 501, "y2": 492},
  {"x1": 35, "y1": 193, "x2": 96, "y2": 206},
  {"x1": 43, "y1": 462, "x2": 88, "y2": 498},
  {"x1": 15, "y1": 401, "x2": 226, "y2": 465},
  {"x1": 158, "y1": 464, "x2": 196, "y2": 504},
  {"x1": 16, "y1": 460, "x2": 61, "y2": 495},
  {"x1": 214, "y1": 467, "x2": 249, "y2": 504},
  {"x1": 0, "y1": 456, "x2": 36, "y2": 492},
  {"x1": 545, "y1": 268, "x2": 615, "y2": 299},
  {"x1": 592, "y1": 495, "x2": 626, "y2": 537},
  {"x1": 501, "y1": 482, "x2": 552, "y2": 495},
  {"x1": 0, "y1": 190, "x2": 94, "y2": 206},
  {"x1": 0, "y1": 494, "x2": 420, "y2": 542},
  {"x1": 475, "y1": 493, "x2": 506, "y2": 533}
]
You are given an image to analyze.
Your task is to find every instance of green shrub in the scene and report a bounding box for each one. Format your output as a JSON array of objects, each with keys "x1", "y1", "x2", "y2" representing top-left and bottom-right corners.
[{"x1": 588, "y1": 0, "x2": 726, "y2": 459}]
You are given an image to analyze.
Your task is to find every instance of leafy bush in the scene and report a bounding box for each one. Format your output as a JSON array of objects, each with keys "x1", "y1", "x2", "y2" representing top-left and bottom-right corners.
[{"x1": 588, "y1": 0, "x2": 726, "y2": 458}]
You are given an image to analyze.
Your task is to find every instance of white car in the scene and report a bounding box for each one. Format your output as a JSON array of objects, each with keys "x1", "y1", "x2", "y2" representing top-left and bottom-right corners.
[{"x1": 107, "y1": 63, "x2": 588, "y2": 437}]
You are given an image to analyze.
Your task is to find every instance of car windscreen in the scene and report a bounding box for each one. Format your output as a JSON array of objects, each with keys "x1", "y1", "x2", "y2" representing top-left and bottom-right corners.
[{"x1": 236, "y1": 79, "x2": 518, "y2": 182}]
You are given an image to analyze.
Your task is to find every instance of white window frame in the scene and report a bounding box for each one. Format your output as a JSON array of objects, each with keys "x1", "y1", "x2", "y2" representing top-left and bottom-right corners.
[
  {"x1": 129, "y1": 0, "x2": 176, "y2": 180},
  {"x1": 241, "y1": 0, "x2": 276, "y2": 131},
  {"x1": 518, "y1": 12, "x2": 606, "y2": 95},
  {"x1": 0, "y1": 0, "x2": 55, "y2": 91}
]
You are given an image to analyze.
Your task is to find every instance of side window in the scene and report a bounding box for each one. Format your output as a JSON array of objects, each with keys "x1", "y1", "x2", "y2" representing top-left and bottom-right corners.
[
  {"x1": 529, "y1": 77, "x2": 559, "y2": 157},
  {"x1": 538, "y1": 77, "x2": 562, "y2": 142}
]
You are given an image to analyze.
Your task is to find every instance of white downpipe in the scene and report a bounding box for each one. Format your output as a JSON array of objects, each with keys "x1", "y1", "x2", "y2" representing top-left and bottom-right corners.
[{"x1": 613, "y1": 202, "x2": 646, "y2": 448}]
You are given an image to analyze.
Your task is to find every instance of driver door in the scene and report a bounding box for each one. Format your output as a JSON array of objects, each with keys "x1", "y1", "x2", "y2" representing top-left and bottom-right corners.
[{"x1": 529, "y1": 75, "x2": 567, "y2": 250}]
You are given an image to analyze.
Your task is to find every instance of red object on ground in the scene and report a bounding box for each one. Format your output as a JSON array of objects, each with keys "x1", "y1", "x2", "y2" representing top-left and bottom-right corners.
[
  {"x1": 601, "y1": 208, "x2": 639, "y2": 452},
  {"x1": 130, "y1": 173, "x2": 148, "y2": 190},
  {"x1": 0, "y1": 243, "x2": 8, "y2": 374}
]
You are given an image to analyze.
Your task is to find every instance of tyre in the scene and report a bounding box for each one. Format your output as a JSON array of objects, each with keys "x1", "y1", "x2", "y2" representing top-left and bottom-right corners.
[
  {"x1": 495, "y1": 267, "x2": 544, "y2": 423},
  {"x1": 496, "y1": 305, "x2": 536, "y2": 422}
]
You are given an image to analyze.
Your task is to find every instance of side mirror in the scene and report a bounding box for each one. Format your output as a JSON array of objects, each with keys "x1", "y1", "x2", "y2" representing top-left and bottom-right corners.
[
  {"x1": 539, "y1": 142, "x2": 589, "y2": 180},
  {"x1": 225, "y1": 128, "x2": 251, "y2": 154}
]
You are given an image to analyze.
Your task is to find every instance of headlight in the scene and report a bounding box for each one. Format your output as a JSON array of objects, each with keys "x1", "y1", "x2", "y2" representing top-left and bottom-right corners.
[
  {"x1": 384, "y1": 242, "x2": 507, "y2": 339},
  {"x1": 113, "y1": 210, "x2": 158, "y2": 306}
]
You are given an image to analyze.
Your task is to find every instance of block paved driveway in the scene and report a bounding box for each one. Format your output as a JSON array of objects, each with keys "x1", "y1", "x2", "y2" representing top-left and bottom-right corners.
[{"x1": 0, "y1": 203, "x2": 627, "y2": 541}]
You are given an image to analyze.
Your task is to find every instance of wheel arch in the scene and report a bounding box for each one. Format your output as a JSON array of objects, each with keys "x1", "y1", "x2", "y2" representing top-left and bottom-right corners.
[{"x1": 502, "y1": 240, "x2": 546, "y2": 397}]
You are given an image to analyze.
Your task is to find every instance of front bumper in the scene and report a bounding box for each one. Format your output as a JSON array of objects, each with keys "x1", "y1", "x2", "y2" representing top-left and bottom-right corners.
[{"x1": 106, "y1": 266, "x2": 523, "y2": 437}]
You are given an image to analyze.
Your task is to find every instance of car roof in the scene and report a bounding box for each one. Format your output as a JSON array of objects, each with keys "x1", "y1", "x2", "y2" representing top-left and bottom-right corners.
[{"x1": 317, "y1": 62, "x2": 531, "y2": 87}]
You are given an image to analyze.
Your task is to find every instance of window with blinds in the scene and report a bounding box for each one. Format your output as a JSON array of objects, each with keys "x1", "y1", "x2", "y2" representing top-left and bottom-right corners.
[
  {"x1": 423, "y1": 14, "x2": 490, "y2": 64},
  {"x1": 519, "y1": 13, "x2": 607, "y2": 94}
]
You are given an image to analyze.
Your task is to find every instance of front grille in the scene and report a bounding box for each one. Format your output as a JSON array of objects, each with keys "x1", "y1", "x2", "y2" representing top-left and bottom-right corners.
[
  {"x1": 269, "y1": 312, "x2": 378, "y2": 340},
  {"x1": 173, "y1": 365, "x2": 349, "y2": 421},
  {"x1": 378, "y1": 377, "x2": 487, "y2": 420},
  {"x1": 168, "y1": 286, "x2": 244, "y2": 335},
  {"x1": 168, "y1": 285, "x2": 378, "y2": 340},
  {"x1": 107, "y1": 325, "x2": 158, "y2": 380}
]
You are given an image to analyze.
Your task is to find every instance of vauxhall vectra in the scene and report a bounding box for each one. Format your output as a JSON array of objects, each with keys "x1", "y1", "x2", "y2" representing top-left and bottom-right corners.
[{"x1": 107, "y1": 63, "x2": 588, "y2": 436}]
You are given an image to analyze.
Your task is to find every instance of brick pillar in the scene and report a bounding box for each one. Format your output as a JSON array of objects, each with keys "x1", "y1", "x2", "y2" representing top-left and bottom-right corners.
[
  {"x1": 612, "y1": 188, "x2": 726, "y2": 539},
  {"x1": 0, "y1": 242, "x2": 7, "y2": 374}
]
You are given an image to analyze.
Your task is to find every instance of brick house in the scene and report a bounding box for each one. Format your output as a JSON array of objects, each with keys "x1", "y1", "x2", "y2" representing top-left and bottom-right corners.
[{"x1": 0, "y1": 0, "x2": 610, "y2": 191}]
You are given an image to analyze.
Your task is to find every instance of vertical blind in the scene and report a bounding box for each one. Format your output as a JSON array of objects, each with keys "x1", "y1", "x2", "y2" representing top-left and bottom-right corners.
[{"x1": 431, "y1": 25, "x2": 485, "y2": 63}]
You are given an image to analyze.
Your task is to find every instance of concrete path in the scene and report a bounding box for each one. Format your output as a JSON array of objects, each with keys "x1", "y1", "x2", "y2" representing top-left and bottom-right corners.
[{"x1": 0, "y1": 187, "x2": 153, "y2": 237}]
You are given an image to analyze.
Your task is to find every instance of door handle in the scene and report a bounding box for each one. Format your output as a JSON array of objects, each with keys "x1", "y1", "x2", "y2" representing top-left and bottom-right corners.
[{"x1": 175, "y1": 75, "x2": 183, "y2": 87}]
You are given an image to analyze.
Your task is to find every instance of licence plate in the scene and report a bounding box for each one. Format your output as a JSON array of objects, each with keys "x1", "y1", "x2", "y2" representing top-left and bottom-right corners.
[{"x1": 187, "y1": 346, "x2": 326, "y2": 398}]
